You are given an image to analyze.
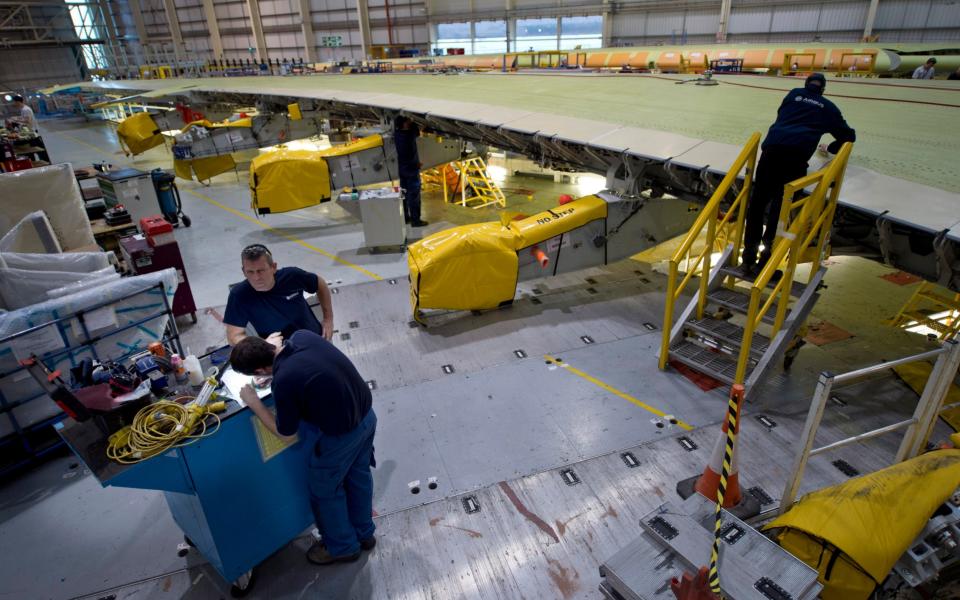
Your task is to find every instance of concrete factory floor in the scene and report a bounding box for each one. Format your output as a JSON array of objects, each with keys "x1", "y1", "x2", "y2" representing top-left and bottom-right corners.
[{"x1": 0, "y1": 118, "x2": 956, "y2": 600}]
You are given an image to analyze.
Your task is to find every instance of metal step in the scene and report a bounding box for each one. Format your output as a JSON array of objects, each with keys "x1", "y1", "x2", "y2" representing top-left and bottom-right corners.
[
  {"x1": 669, "y1": 339, "x2": 752, "y2": 385},
  {"x1": 708, "y1": 287, "x2": 789, "y2": 325},
  {"x1": 685, "y1": 317, "x2": 769, "y2": 358},
  {"x1": 719, "y1": 265, "x2": 809, "y2": 298}
]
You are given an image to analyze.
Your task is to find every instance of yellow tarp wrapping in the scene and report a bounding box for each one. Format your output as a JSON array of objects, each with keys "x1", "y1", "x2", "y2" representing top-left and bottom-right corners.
[
  {"x1": 192, "y1": 154, "x2": 236, "y2": 182},
  {"x1": 181, "y1": 117, "x2": 253, "y2": 131},
  {"x1": 408, "y1": 195, "x2": 608, "y2": 312},
  {"x1": 116, "y1": 112, "x2": 163, "y2": 156},
  {"x1": 320, "y1": 134, "x2": 383, "y2": 157},
  {"x1": 765, "y1": 450, "x2": 960, "y2": 600},
  {"x1": 173, "y1": 154, "x2": 235, "y2": 182},
  {"x1": 894, "y1": 361, "x2": 960, "y2": 431},
  {"x1": 249, "y1": 149, "x2": 331, "y2": 214},
  {"x1": 173, "y1": 159, "x2": 193, "y2": 181},
  {"x1": 511, "y1": 195, "x2": 607, "y2": 248},
  {"x1": 408, "y1": 223, "x2": 520, "y2": 312}
]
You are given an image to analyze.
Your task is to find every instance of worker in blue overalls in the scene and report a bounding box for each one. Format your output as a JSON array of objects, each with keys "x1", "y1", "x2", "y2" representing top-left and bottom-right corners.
[
  {"x1": 232, "y1": 331, "x2": 377, "y2": 565},
  {"x1": 394, "y1": 116, "x2": 428, "y2": 227},
  {"x1": 741, "y1": 73, "x2": 856, "y2": 276}
]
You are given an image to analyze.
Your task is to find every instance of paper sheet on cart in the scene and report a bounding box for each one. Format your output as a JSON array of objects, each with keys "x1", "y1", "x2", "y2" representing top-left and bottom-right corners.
[{"x1": 219, "y1": 367, "x2": 270, "y2": 407}]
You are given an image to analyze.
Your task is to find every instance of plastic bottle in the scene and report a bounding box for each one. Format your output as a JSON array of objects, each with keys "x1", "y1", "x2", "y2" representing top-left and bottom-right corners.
[
  {"x1": 170, "y1": 354, "x2": 188, "y2": 383},
  {"x1": 184, "y1": 354, "x2": 204, "y2": 386}
]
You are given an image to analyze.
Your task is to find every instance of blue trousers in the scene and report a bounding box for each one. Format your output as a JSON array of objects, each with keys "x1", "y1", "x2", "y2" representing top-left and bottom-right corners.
[
  {"x1": 399, "y1": 173, "x2": 421, "y2": 222},
  {"x1": 307, "y1": 409, "x2": 377, "y2": 555}
]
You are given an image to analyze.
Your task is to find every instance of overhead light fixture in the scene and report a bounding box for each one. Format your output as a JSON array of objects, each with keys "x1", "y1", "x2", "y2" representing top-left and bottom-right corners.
[{"x1": 3, "y1": 94, "x2": 12, "y2": 102}]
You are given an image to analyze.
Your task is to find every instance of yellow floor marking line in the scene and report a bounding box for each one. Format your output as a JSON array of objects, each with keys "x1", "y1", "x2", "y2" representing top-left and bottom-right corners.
[
  {"x1": 544, "y1": 354, "x2": 694, "y2": 431},
  {"x1": 48, "y1": 129, "x2": 383, "y2": 281},
  {"x1": 182, "y1": 188, "x2": 383, "y2": 281}
]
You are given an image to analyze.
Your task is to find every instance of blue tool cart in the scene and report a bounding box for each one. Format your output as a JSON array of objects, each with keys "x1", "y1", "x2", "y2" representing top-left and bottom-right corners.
[{"x1": 56, "y1": 384, "x2": 317, "y2": 596}]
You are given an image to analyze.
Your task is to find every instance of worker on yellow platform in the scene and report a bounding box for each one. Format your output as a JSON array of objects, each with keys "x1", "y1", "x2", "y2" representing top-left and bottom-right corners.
[
  {"x1": 223, "y1": 244, "x2": 334, "y2": 345},
  {"x1": 741, "y1": 73, "x2": 855, "y2": 276}
]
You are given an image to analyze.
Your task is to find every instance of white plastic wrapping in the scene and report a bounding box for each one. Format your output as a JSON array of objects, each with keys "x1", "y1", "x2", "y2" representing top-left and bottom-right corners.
[
  {"x1": 0, "y1": 211, "x2": 62, "y2": 254},
  {"x1": 0, "y1": 251, "x2": 113, "y2": 272},
  {"x1": 0, "y1": 164, "x2": 96, "y2": 251},
  {"x1": 46, "y1": 272, "x2": 122, "y2": 300},
  {"x1": 0, "y1": 269, "x2": 179, "y2": 436},
  {"x1": 0, "y1": 266, "x2": 118, "y2": 310}
]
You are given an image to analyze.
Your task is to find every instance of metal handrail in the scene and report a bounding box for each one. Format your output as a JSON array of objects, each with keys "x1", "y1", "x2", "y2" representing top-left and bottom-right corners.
[
  {"x1": 659, "y1": 132, "x2": 760, "y2": 369},
  {"x1": 778, "y1": 340, "x2": 960, "y2": 514},
  {"x1": 732, "y1": 142, "x2": 853, "y2": 384}
]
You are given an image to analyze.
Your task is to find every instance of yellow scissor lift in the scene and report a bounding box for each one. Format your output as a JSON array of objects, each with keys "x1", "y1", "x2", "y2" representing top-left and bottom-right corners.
[{"x1": 659, "y1": 134, "x2": 853, "y2": 399}]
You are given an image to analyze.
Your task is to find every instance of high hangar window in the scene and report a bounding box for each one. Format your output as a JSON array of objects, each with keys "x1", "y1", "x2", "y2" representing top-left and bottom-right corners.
[
  {"x1": 66, "y1": 0, "x2": 109, "y2": 69},
  {"x1": 436, "y1": 22, "x2": 471, "y2": 55},
  {"x1": 561, "y1": 15, "x2": 602, "y2": 49},
  {"x1": 474, "y1": 20, "x2": 507, "y2": 55},
  {"x1": 516, "y1": 17, "x2": 559, "y2": 52}
]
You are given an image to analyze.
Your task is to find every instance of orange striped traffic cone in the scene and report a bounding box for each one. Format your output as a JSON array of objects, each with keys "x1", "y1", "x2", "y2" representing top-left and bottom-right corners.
[{"x1": 676, "y1": 384, "x2": 760, "y2": 519}]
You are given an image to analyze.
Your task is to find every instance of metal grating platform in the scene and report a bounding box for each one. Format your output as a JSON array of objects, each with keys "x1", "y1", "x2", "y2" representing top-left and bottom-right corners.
[
  {"x1": 670, "y1": 339, "x2": 748, "y2": 385},
  {"x1": 708, "y1": 287, "x2": 789, "y2": 325},
  {"x1": 685, "y1": 317, "x2": 770, "y2": 357}
]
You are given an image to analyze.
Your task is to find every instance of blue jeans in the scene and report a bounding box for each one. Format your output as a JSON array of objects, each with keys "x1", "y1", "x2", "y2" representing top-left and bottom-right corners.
[{"x1": 307, "y1": 409, "x2": 377, "y2": 555}]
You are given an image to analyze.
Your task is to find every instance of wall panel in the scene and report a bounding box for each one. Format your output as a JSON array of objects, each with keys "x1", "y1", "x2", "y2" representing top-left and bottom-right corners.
[
  {"x1": 817, "y1": 2, "x2": 868, "y2": 31},
  {"x1": 684, "y1": 10, "x2": 719, "y2": 36},
  {"x1": 770, "y1": 5, "x2": 820, "y2": 32}
]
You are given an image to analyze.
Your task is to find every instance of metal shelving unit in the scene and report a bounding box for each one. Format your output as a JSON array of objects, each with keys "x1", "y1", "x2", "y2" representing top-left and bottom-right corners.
[{"x1": 0, "y1": 282, "x2": 183, "y2": 478}]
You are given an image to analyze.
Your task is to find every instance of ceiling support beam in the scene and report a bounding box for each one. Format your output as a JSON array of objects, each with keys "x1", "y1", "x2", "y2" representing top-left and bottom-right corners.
[
  {"x1": 355, "y1": 0, "x2": 371, "y2": 59},
  {"x1": 201, "y1": 0, "x2": 224, "y2": 59},
  {"x1": 246, "y1": 0, "x2": 268, "y2": 61},
  {"x1": 296, "y1": 0, "x2": 317, "y2": 62}
]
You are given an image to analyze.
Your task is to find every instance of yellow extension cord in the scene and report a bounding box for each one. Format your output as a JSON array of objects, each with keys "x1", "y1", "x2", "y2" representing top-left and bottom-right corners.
[{"x1": 106, "y1": 399, "x2": 227, "y2": 464}]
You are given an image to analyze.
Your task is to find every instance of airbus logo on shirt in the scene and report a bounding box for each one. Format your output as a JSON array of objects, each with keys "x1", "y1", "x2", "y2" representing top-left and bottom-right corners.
[{"x1": 795, "y1": 95, "x2": 825, "y2": 108}]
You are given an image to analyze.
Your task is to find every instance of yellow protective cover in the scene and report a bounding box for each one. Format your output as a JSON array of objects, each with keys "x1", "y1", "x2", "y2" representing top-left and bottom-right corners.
[
  {"x1": 765, "y1": 450, "x2": 960, "y2": 600},
  {"x1": 173, "y1": 155, "x2": 235, "y2": 182},
  {"x1": 894, "y1": 361, "x2": 960, "y2": 431},
  {"x1": 249, "y1": 149, "x2": 331, "y2": 214},
  {"x1": 511, "y1": 195, "x2": 607, "y2": 249},
  {"x1": 173, "y1": 159, "x2": 193, "y2": 181},
  {"x1": 116, "y1": 112, "x2": 163, "y2": 156},
  {"x1": 192, "y1": 154, "x2": 236, "y2": 182},
  {"x1": 408, "y1": 223, "x2": 520, "y2": 312},
  {"x1": 320, "y1": 134, "x2": 383, "y2": 157},
  {"x1": 408, "y1": 195, "x2": 608, "y2": 312},
  {"x1": 181, "y1": 117, "x2": 253, "y2": 131}
]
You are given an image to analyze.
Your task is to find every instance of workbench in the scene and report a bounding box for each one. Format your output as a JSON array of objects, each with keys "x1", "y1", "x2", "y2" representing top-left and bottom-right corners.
[{"x1": 56, "y1": 392, "x2": 317, "y2": 594}]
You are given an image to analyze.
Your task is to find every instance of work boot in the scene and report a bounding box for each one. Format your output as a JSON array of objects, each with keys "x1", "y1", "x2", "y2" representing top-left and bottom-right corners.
[
  {"x1": 306, "y1": 542, "x2": 361, "y2": 565},
  {"x1": 410, "y1": 220, "x2": 429, "y2": 227},
  {"x1": 360, "y1": 535, "x2": 377, "y2": 551}
]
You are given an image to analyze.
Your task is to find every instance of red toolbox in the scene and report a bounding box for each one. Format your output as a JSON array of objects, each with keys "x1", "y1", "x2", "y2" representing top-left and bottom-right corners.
[{"x1": 139, "y1": 215, "x2": 176, "y2": 247}]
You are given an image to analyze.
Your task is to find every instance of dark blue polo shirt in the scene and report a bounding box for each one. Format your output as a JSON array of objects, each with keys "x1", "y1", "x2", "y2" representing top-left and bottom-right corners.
[
  {"x1": 394, "y1": 124, "x2": 420, "y2": 177},
  {"x1": 271, "y1": 330, "x2": 372, "y2": 436},
  {"x1": 223, "y1": 266, "x2": 322, "y2": 339},
  {"x1": 762, "y1": 87, "x2": 856, "y2": 158}
]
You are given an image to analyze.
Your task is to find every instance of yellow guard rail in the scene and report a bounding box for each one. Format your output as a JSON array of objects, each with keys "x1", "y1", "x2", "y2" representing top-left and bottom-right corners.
[
  {"x1": 732, "y1": 142, "x2": 854, "y2": 383},
  {"x1": 658, "y1": 132, "x2": 760, "y2": 369}
]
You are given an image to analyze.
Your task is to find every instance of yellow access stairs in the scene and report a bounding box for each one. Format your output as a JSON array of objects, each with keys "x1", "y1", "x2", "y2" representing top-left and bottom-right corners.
[
  {"x1": 658, "y1": 134, "x2": 854, "y2": 400},
  {"x1": 444, "y1": 157, "x2": 507, "y2": 209},
  {"x1": 889, "y1": 281, "x2": 960, "y2": 340}
]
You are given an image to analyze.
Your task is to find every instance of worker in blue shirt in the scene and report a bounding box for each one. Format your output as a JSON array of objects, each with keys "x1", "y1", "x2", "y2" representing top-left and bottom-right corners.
[
  {"x1": 394, "y1": 116, "x2": 428, "y2": 227},
  {"x1": 741, "y1": 73, "x2": 856, "y2": 275},
  {"x1": 223, "y1": 244, "x2": 334, "y2": 345},
  {"x1": 232, "y1": 330, "x2": 377, "y2": 565}
]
